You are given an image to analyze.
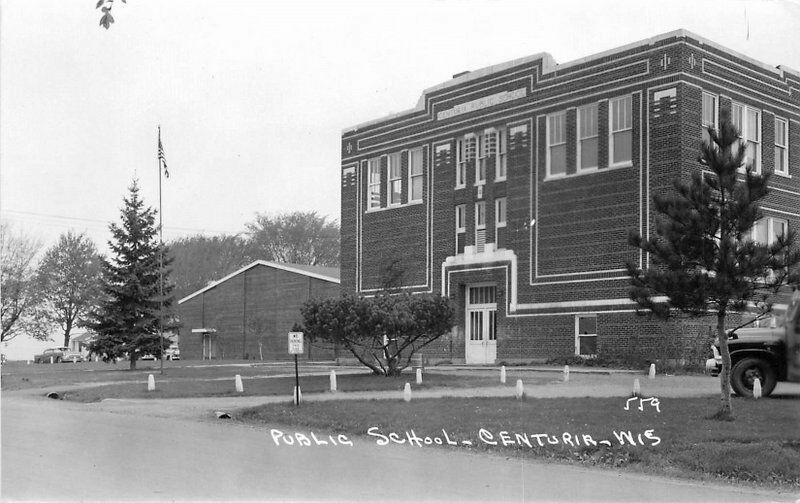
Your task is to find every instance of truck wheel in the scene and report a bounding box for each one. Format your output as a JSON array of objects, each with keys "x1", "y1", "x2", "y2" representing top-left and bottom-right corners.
[
  {"x1": 731, "y1": 357, "x2": 777, "y2": 397},
  {"x1": 55, "y1": 357, "x2": 62, "y2": 364}
]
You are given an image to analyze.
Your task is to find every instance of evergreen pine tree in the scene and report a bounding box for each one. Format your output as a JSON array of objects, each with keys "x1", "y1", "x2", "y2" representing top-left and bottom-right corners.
[
  {"x1": 627, "y1": 112, "x2": 799, "y2": 420},
  {"x1": 88, "y1": 180, "x2": 177, "y2": 369}
]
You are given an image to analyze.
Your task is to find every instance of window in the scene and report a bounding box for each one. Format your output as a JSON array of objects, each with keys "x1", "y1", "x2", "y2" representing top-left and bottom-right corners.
[
  {"x1": 456, "y1": 136, "x2": 476, "y2": 189},
  {"x1": 701, "y1": 92, "x2": 718, "y2": 145},
  {"x1": 477, "y1": 130, "x2": 492, "y2": 185},
  {"x1": 577, "y1": 103, "x2": 598, "y2": 171},
  {"x1": 409, "y1": 147, "x2": 424, "y2": 202},
  {"x1": 752, "y1": 217, "x2": 788, "y2": 244},
  {"x1": 575, "y1": 315, "x2": 597, "y2": 356},
  {"x1": 732, "y1": 103, "x2": 761, "y2": 173},
  {"x1": 495, "y1": 197, "x2": 507, "y2": 227},
  {"x1": 475, "y1": 201, "x2": 486, "y2": 253},
  {"x1": 496, "y1": 128, "x2": 507, "y2": 181},
  {"x1": 455, "y1": 204, "x2": 466, "y2": 254},
  {"x1": 547, "y1": 112, "x2": 567, "y2": 177},
  {"x1": 368, "y1": 157, "x2": 382, "y2": 209},
  {"x1": 775, "y1": 117, "x2": 789, "y2": 176},
  {"x1": 387, "y1": 153, "x2": 402, "y2": 206},
  {"x1": 610, "y1": 95, "x2": 632, "y2": 166}
]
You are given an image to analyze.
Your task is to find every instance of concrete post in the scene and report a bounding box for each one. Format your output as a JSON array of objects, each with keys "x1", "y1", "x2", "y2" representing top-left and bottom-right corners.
[
  {"x1": 753, "y1": 377, "x2": 762, "y2": 399},
  {"x1": 515, "y1": 379, "x2": 524, "y2": 399},
  {"x1": 330, "y1": 370, "x2": 337, "y2": 392},
  {"x1": 500, "y1": 365, "x2": 506, "y2": 384},
  {"x1": 633, "y1": 378, "x2": 641, "y2": 396},
  {"x1": 416, "y1": 368, "x2": 422, "y2": 385},
  {"x1": 403, "y1": 383, "x2": 411, "y2": 402},
  {"x1": 563, "y1": 365, "x2": 570, "y2": 382},
  {"x1": 235, "y1": 374, "x2": 244, "y2": 393},
  {"x1": 147, "y1": 374, "x2": 155, "y2": 391},
  {"x1": 648, "y1": 363, "x2": 656, "y2": 379}
]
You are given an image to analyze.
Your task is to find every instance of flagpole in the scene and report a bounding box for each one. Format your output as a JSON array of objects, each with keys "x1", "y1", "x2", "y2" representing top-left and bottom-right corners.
[{"x1": 158, "y1": 125, "x2": 165, "y2": 375}]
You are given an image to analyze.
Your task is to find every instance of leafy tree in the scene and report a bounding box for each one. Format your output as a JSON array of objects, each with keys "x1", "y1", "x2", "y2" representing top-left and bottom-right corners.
[
  {"x1": 169, "y1": 234, "x2": 251, "y2": 301},
  {"x1": 1, "y1": 223, "x2": 49, "y2": 342},
  {"x1": 36, "y1": 231, "x2": 103, "y2": 348},
  {"x1": 300, "y1": 293, "x2": 454, "y2": 376},
  {"x1": 87, "y1": 181, "x2": 177, "y2": 369},
  {"x1": 627, "y1": 112, "x2": 800, "y2": 420},
  {"x1": 246, "y1": 211, "x2": 339, "y2": 267},
  {"x1": 96, "y1": 0, "x2": 126, "y2": 30}
]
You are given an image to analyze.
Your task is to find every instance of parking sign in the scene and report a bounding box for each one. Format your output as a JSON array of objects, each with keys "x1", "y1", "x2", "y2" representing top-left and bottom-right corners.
[{"x1": 288, "y1": 332, "x2": 304, "y2": 354}]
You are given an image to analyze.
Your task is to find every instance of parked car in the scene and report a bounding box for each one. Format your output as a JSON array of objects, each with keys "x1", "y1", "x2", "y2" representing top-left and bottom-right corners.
[
  {"x1": 165, "y1": 345, "x2": 180, "y2": 361},
  {"x1": 707, "y1": 290, "x2": 800, "y2": 397},
  {"x1": 61, "y1": 351, "x2": 85, "y2": 363},
  {"x1": 34, "y1": 347, "x2": 69, "y2": 363}
]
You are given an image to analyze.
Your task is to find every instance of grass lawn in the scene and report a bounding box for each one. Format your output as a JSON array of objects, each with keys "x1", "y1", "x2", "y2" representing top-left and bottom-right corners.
[
  {"x1": 58, "y1": 372, "x2": 553, "y2": 402},
  {"x1": 237, "y1": 394, "x2": 800, "y2": 490}
]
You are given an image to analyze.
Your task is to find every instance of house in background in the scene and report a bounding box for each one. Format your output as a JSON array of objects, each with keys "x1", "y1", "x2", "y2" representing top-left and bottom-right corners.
[
  {"x1": 340, "y1": 29, "x2": 799, "y2": 365},
  {"x1": 177, "y1": 261, "x2": 340, "y2": 361}
]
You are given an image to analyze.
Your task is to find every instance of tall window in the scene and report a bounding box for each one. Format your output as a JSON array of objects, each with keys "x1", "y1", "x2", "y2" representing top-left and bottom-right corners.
[
  {"x1": 388, "y1": 152, "x2": 402, "y2": 206},
  {"x1": 409, "y1": 147, "x2": 424, "y2": 202},
  {"x1": 368, "y1": 157, "x2": 382, "y2": 209},
  {"x1": 455, "y1": 204, "x2": 466, "y2": 254},
  {"x1": 577, "y1": 103, "x2": 598, "y2": 171},
  {"x1": 477, "y1": 131, "x2": 492, "y2": 185},
  {"x1": 547, "y1": 112, "x2": 567, "y2": 177},
  {"x1": 496, "y1": 128, "x2": 507, "y2": 180},
  {"x1": 495, "y1": 197, "x2": 507, "y2": 248},
  {"x1": 775, "y1": 117, "x2": 789, "y2": 176},
  {"x1": 701, "y1": 92, "x2": 718, "y2": 145},
  {"x1": 732, "y1": 103, "x2": 761, "y2": 173},
  {"x1": 456, "y1": 136, "x2": 476, "y2": 188},
  {"x1": 575, "y1": 315, "x2": 597, "y2": 356},
  {"x1": 610, "y1": 95, "x2": 632, "y2": 166},
  {"x1": 475, "y1": 201, "x2": 486, "y2": 253}
]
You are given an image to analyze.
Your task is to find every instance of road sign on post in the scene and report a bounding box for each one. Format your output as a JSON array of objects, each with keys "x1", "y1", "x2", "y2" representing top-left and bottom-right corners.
[{"x1": 288, "y1": 332, "x2": 304, "y2": 405}]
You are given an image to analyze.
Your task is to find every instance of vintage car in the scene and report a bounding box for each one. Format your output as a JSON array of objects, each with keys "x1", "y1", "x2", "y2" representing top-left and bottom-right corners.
[
  {"x1": 707, "y1": 290, "x2": 800, "y2": 397},
  {"x1": 33, "y1": 347, "x2": 69, "y2": 363}
]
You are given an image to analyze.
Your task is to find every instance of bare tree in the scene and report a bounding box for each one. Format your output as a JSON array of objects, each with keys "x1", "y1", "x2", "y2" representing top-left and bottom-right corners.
[
  {"x1": 246, "y1": 211, "x2": 339, "y2": 266},
  {"x1": 1, "y1": 223, "x2": 48, "y2": 342}
]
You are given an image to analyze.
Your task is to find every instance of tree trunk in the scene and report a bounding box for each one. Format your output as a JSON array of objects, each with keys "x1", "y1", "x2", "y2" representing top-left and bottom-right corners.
[
  {"x1": 63, "y1": 319, "x2": 73, "y2": 348},
  {"x1": 129, "y1": 356, "x2": 137, "y2": 370},
  {"x1": 715, "y1": 311, "x2": 734, "y2": 420}
]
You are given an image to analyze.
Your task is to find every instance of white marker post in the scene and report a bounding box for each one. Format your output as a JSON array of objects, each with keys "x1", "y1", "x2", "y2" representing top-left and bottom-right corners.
[
  {"x1": 288, "y1": 332, "x2": 304, "y2": 406},
  {"x1": 500, "y1": 365, "x2": 506, "y2": 384},
  {"x1": 235, "y1": 374, "x2": 244, "y2": 393},
  {"x1": 648, "y1": 363, "x2": 656, "y2": 379},
  {"x1": 330, "y1": 370, "x2": 337, "y2": 392},
  {"x1": 403, "y1": 383, "x2": 411, "y2": 402},
  {"x1": 515, "y1": 379, "x2": 524, "y2": 399},
  {"x1": 633, "y1": 378, "x2": 641, "y2": 396},
  {"x1": 563, "y1": 365, "x2": 570, "y2": 382},
  {"x1": 753, "y1": 378, "x2": 762, "y2": 399},
  {"x1": 50, "y1": 356, "x2": 53, "y2": 364},
  {"x1": 292, "y1": 386, "x2": 302, "y2": 405},
  {"x1": 147, "y1": 374, "x2": 155, "y2": 391},
  {"x1": 416, "y1": 368, "x2": 422, "y2": 385}
]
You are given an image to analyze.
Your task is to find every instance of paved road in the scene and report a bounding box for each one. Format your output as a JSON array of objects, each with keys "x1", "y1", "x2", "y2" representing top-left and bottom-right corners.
[{"x1": 3, "y1": 391, "x2": 797, "y2": 502}]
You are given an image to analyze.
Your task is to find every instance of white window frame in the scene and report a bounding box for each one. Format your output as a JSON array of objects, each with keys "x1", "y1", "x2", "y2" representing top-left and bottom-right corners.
[
  {"x1": 546, "y1": 111, "x2": 567, "y2": 178},
  {"x1": 408, "y1": 147, "x2": 424, "y2": 203},
  {"x1": 701, "y1": 92, "x2": 718, "y2": 145},
  {"x1": 732, "y1": 102, "x2": 762, "y2": 174},
  {"x1": 495, "y1": 197, "x2": 506, "y2": 244},
  {"x1": 752, "y1": 217, "x2": 788, "y2": 245},
  {"x1": 495, "y1": 127, "x2": 507, "y2": 181},
  {"x1": 367, "y1": 157, "x2": 382, "y2": 210},
  {"x1": 387, "y1": 152, "x2": 402, "y2": 207},
  {"x1": 455, "y1": 204, "x2": 466, "y2": 254},
  {"x1": 774, "y1": 117, "x2": 789, "y2": 176},
  {"x1": 609, "y1": 95, "x2": 633, "y2": 167},
  {"x1": 475, "y1": 132, "x2": 487, "y2": 186},
  {"x1": 577, "y1": 103, "x2": 599, "y2": 172},
  {"x1": 574, "y1": 314, "x2": 598, "y2": 357},
  {"x1": 475, "y1": 201, "x2": 486, "y2": 229}
]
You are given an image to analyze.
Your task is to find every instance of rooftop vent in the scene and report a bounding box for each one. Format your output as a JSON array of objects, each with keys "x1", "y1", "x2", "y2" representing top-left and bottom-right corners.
[{"x1": 452, "y1": 70, "x2": 471, "y2": 79}]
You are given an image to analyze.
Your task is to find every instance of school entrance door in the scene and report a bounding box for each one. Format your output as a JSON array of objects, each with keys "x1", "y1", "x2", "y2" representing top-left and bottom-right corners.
[{"x1": 465, "y1": 285, "x2": 497, "y2": 364}]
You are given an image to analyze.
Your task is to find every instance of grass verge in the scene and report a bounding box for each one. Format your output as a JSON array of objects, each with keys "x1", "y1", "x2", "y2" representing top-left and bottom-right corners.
[
  {"x1": 236, "y1": 394, "x2": 800, "y2": 490},
  {"x1": 58, "y1": 372, "x2": 552, "y2": 402}
]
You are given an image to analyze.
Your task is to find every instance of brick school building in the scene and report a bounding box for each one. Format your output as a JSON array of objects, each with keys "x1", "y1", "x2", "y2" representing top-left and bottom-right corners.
[{"x1": 340, "y1": 29, "x2": 800, "y2": 365}]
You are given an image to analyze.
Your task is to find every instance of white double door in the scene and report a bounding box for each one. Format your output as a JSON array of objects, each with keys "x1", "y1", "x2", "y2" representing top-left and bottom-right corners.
[{"x1": 465, "y1": 285, "x2": 497, "y2": 364}]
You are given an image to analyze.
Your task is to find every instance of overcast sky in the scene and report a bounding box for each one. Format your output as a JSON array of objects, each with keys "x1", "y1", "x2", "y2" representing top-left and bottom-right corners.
[{"x1": 2, "y1": 0, "x2": 800, "y2": 355}]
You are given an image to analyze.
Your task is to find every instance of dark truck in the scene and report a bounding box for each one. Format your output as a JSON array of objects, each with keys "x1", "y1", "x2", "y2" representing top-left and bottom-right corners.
[{"x1": 707, "y1": 290, "x2": 800, "y2": 397}]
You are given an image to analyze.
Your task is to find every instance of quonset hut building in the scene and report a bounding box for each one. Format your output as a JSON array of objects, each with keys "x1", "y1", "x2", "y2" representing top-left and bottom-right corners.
[{"x1": 340, "y1": 29, "x2": 800, "y2": 365}]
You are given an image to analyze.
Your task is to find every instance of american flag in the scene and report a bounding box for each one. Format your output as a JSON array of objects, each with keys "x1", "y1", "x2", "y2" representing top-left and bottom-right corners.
[{"x1": 158, "y1": 127, "x2": 169, "y2": 178}]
